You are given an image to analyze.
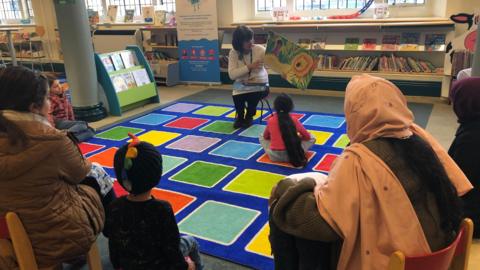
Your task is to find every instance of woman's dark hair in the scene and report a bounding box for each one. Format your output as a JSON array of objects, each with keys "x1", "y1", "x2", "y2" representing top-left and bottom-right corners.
[
  {"x1": 274, "y1": 94, "x2": 307, "y2": 167},
  {"x1": 232, "y1": 25, "x2": 253, "y2": 60},
  {"x1": 0, "y1": 66, "x2": 49, "y2": 146},
  {"x1": 386, "y1": 135, "x2": 462, "y2": 235}
]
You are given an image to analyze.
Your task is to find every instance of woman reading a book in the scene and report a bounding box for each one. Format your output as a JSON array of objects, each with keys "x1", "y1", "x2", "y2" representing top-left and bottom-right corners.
[
  {"x1": 268, "y1": 74, "x2": 472, "y2": 270},
  {"x1": 228, "y1": 25, "x2": 269, "y2": 129}
]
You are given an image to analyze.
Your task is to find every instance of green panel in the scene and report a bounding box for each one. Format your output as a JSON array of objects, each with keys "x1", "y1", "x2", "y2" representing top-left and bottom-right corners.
[
  {"x1": 108, "y1": 65, "x2": 143, "y2": 76},
  {"x1": 178, "y1": 201, "x2": 259, "y2": 245},
  {"x1": 117, "y1": 83, "x2": 157, "y2": 107},
  {"x1": 170, "y1": 161, "x2": 235, "y2": 187}
]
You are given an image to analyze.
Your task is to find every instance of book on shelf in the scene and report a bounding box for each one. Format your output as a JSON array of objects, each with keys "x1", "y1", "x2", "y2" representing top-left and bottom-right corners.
[
  {"x1": 317, "y1": 54, "x2": 337, "y2": 70},
  {"x1": 344, "y1": 38, "x2": 360, "y2": 50},
  {"x1": 328, "y1": 54, "x2": 436, "y2": 74},
  {"x1": 111, "y1": 74, "x2": 128, "y2": 93},
  {"x1": 378, "y1": 54, "x2": 436, "y2": 73},
  {"x1": 100, "y1": 55, "x2": 115, "y2": 72},
  {"x1": 122, "y1": 72, "x2": 137, "y2": 88},
  {"x1": 120, "y1": 50, "x2": 136, "y2": 69},
  {"x1": 362, "y1": 38, "x2": 377, "y2": 50},
  {"x1": 107, "y1": 5, "x2": 118, "y2": 23},
  {"x1": 110, "y1": 53, "x2": 125, "y2": 70},
  {"x1": 154, "y1": 10, "x2": 167, "y2": 25},
  {"x1": 124, "y1": 9, "x2": 135, "y2": 23},
  {"x1": 425, "y1": 34, "x2": 446, "y2": 51},
  {"x1": 87, "y1": 9, "x2": 99, "y2": 25},
  {"x1": 132, "y1": 69, "x2": 151, "y2": 86},
  {"x1": 311, "y1": 38, "x2": 326, "y2": 50},
  {"x1": 142, "y1": 6, "x2": 155, "y2": 23},
  {"x1": 382, "y1": 35, "x2": 400, "y2": 51},
  {"x1": 399, "y1": 32, "x2": 420, "y2": 51},
  {"x1": 298, "y1": 39, "x2": 312, "y2": 49},
  {"x1": 338, "y1": 56, "x2": 378, "y2": 71},
  {"x1": 452, "y1": 50, "x2": 474, "y2": 77}
]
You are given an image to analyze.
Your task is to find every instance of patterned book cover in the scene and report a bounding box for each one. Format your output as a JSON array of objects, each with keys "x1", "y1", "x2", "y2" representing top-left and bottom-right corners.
[
  {"x1": 122, "y1": 72, "x2": 137, "y2": 88},
  {"x1": 382, "y1": 35, "x2": 400, "y2": 51},
  {"x1": 100, "y1": 55, "x2": 115, "y2": 72},
  {"x1": 110, "y1": 53, "x2": 125, "y2": 70},
  {"x1": 265, "y1": 32, "x2": 319, "y2": 89},
  {"x1": 110, "y1": 75, "x2": 128, "y2": 93},
  {"x1": 400, "y1": 32, "x2": 420, "y2": 51},
  {"x1": 362, "y1": 38, "x2": 377, "y2": 50},
  {"x1": 425, "y1": 34, "x2": 446, "y2": 51},
  {"x1": 124, "y1": 9, "x2": 135, "y2": 23},
  {"x1": 344, "y1": 38, "x2": 360, "y2": 50}
]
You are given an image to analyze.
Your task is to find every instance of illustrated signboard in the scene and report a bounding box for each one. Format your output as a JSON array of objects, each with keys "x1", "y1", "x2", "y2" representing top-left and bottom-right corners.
[
  {"x1": 265, "y1": 32, "x2": 319, "y2": 89},
  {"x1": 176, "y1": 0, "x2": 220, "y2": 84},
  {"x1": 445, "y1": 11, "x2": 479, "y2": 76}
]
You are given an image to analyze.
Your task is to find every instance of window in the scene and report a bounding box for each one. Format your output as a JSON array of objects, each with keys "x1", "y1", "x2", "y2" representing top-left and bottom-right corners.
[
  {"x1": 156, "y1": 0, "x2": 176, "y2": 12},
  {"x1": 85, "y1": 0, "x2": 176, "y2": 17},
  {"x1": 0, "y1": 0, "x2": 22, "y2": 20},
  {"x1": 256, "y1": 0, "x2": 286, "y2": 12},
  {"x1": 388, "y1": 0, "x2": 425, "y2": 5},
  {"x1": 106, "y1": 0, "x2": 153, "y2": 16},
  {"x1": 85, "y1": 0, "x2": 105, "y2": 16},
  {"x1": 295, "y1": 0, "x2": 424, "y2": 10},
  {"x1": 25, "y1": 0, "x2": 33, "y2": 17}
]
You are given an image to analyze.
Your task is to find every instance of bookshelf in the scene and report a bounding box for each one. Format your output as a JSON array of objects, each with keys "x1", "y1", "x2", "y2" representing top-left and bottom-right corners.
[
  {"x1": 140, "y1": 27, "x2": 179, "y2": 85},
  {"x1": 95, "y1": 45, "x2": 159, "y2": 116},
  {"x1": 219, "y1": 19, "x2": 453, "y2": 97}
]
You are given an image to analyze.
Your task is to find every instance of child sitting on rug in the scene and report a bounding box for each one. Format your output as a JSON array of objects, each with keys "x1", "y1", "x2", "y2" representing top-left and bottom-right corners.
[
  {"x1": 46, "y1": 74, "x2": 95, "y2": 142},
  {"x1": 104, "y1": 133, "x2": 203, "y2": 270},
  {"x1": 260, "y1": 94, "x2": 316, "y2": 167}
]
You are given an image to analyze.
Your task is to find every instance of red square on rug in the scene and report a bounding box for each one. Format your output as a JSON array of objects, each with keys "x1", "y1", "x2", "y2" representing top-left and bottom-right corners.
[
  {"x1": 113, "y1": 181, "x2": 196, "y2": 214},
  {"x1": 313, "y1": 153, "x2": 338, "y2": 173},
  {"x1": 79, "y1": 143, "x2": 105, "y2": 156},
  {"x1": 257, "y1": 151, "x2": 316, "y2": 168},
  {"x1": 164, "y1": 117, "x2": 209, "y2": 130},
  {"x1": 264, "y1": 112, "x2": 305, "y2": 121},
  {"x1": 87, "y1": 147, "x2": 117, "y2": 168}
]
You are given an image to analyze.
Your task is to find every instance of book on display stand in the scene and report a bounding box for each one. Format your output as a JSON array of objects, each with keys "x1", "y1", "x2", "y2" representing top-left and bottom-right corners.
[{"x1": 95, "y1": 46, "x2": 159, "y2": 116}]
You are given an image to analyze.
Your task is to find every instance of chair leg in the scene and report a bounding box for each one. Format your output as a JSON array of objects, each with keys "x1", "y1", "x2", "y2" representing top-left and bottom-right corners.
[
  {"x1": 259, "y1": 99, "x2": 265, "y2": 124},
  {"x1": 87, "y1": 242, "x2": 102, "y2": 270},
  {"x1": 266, "y1": 99, "x2": 273, "y2": 115}
]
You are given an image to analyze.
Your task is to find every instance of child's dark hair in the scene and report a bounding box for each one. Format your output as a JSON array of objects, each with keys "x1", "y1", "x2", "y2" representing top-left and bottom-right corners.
[
  {"x1": 232, "y1": 25, "x2": 253, "y2": 60},
  {"x1": 44, "y1": 73, "x2": 58, "y2": 87},
  {"x1": 0, "y1": 66, "x2": 49, "y2": 147},
  {"x1": 274, "y1": 94, "x2": 307, "y2": 167},
  {"x1": 114, "y1": 141, "x2": 163, "y2": 195}
]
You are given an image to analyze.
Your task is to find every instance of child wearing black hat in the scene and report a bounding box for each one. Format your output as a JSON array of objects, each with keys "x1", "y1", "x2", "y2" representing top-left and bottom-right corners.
[{"x1": 104, "y1": 134, "x2": 203, "y2": 270}]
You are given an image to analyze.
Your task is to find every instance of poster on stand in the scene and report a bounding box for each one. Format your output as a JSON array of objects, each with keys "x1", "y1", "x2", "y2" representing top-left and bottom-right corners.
[{"x1": 176, "y1": 0, "x2": 220, "y2": 84}]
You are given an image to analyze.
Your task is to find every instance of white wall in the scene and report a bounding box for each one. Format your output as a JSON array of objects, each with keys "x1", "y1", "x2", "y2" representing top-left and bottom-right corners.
[{"x1": 218, "y1": 0, "x2": 234, "y2": 26}]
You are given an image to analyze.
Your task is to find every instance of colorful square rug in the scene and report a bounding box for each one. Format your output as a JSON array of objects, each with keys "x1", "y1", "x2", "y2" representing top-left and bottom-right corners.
[{"x1": 83, "y1": 102, "x2": 348, "y2": 270}]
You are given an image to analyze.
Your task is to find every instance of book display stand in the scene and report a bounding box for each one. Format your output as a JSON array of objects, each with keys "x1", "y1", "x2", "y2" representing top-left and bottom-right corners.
[{"x1": 95, "y1": 45, "x2": 159, "y2": 116}]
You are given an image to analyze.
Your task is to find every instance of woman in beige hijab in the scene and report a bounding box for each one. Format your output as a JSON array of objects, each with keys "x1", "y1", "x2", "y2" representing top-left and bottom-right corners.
[{"x1": 269, "y1": 74, "x2": 473, "y2": 270}]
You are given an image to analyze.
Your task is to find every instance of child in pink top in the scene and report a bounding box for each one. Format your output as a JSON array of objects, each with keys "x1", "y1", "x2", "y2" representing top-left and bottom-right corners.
[{"x1": 260, "y1": 94, "x2": 315, "y2": 167}]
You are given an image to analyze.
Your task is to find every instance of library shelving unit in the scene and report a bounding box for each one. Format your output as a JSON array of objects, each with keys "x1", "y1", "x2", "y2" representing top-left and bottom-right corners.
[
  {"x1": 140, "y1": 26, "x2": 180, "y2": 85},
  {"x1": 95, "y1": 45, "x2": 159, "y2": 116},
  {"x1": 219, "y1": 17, "x2": 454, "y2": 97}
]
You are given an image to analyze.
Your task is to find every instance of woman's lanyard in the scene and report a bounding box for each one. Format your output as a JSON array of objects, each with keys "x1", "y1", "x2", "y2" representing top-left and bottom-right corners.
[{"x1": 243, "y1": 51, "x2": 253, "y2": 78}]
